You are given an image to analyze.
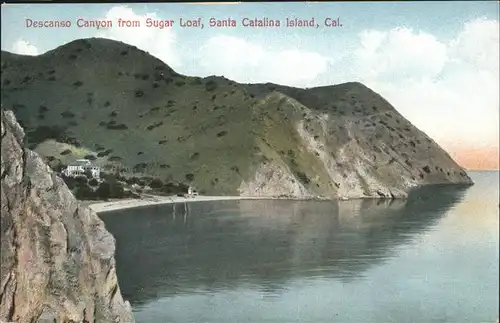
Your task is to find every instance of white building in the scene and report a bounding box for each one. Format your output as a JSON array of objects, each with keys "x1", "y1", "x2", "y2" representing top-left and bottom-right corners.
[
  {"x1": 187, "y1": 186, "x2": 198, "y2": 197},
  {"x1": 64, "y1": 159, "x2": 100, "y2": 179}
]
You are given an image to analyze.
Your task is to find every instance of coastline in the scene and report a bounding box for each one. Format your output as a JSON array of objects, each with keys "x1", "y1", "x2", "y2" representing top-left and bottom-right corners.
[
  {"x1": 84, "y1": 180, "x2": 475, "y2": 214},
  {"x1": 85, "y1": 195, "x2": 285, "y2": 214}
]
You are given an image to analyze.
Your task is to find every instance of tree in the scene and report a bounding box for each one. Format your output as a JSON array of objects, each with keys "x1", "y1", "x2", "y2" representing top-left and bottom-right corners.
[
  {"x1": 95, "y1": 181, "x2": 111, "y2": 200},
  {"x1": 75, "y1": 184, "x2": 94, "y2": 200},
  {"x1": 61, "y1": 174, "x2": 76, "y2": 190},
  {"x1": 150, "y1": 178, "x2": 163, "y2": 189},
  {"x1": 74, "y1": 175, "x2": 88, "y2": 188},
  {"x1": 84, "y1": 168, "x2": 93, "y2": 179},
  {"x1": 109, "y1": 182, "x2": 125, "y2": 198}
]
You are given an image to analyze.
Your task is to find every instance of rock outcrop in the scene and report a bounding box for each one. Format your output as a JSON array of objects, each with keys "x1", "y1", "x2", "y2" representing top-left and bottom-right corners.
[
  {"x1": 236, "y1": 90, "x2": 474, "y2": 199},
  {"x1": 1, "y1": 109, "x2": 134, "y2": 322}
]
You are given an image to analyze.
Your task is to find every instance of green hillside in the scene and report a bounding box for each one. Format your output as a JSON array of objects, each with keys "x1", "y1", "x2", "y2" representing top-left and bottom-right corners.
[{"x1": 0, "y1": 38, "x2": 473, "y2": 199}]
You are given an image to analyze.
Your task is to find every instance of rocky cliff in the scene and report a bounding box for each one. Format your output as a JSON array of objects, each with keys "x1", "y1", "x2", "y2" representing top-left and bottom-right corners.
[
  {"x1": 1, "y1": 109, "x2": 134, "y2": 322},
  {"x1": 0, "y1": 38, "x2": 473, "y2": 199}
]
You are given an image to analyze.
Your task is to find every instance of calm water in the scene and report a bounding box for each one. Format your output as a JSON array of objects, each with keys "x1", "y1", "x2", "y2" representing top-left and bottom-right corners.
[{"x1": 101, "y1": 171, "x2": 499, "y2": 323}]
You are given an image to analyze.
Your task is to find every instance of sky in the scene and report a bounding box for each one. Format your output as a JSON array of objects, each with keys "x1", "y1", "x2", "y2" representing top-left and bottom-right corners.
[{"x1": 1, "y1": 2, "x2": 499, "y2": 169}]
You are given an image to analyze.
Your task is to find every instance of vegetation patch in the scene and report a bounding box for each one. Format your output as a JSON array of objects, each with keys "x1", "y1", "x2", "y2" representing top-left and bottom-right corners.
[
  {"x1": 146, "y1": 121, "x2": 163, "y2": 131},
  {"x1": 205, "y1": 80, "x2": 218, "y2": 92}
]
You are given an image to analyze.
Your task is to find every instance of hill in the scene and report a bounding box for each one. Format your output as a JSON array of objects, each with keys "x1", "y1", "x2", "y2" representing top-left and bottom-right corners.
[{"x1": 0, "y1": 37, "x2": 473, "y2": 199}]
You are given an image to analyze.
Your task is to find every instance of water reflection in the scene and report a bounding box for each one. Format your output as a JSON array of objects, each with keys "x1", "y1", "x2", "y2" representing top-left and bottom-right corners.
[{"x1": 100, "y1": 185, "x2": 469, "y2": 307}]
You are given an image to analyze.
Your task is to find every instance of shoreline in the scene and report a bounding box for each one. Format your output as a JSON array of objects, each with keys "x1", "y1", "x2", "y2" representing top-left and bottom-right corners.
[
  {"x1": 86, "y1": 195, "x2": 292, "y2": 214},
  {"x1": 84, "y1": 181, "x2": 473, "y2": 214}
]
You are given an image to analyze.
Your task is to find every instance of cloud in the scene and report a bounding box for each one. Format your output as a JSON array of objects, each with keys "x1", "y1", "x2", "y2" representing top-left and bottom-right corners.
[
  {"x1": 97, "y1": 5, "x2": 181, "y2": 69},
  {"x1": 448, "y1": 17, "x2": 499, "y2": 71},
  {"x1": 198, "y1": 35, "x2": 329, "y2": 87},
  {"x1": 11, "y1": 39, "x2": 39, "y2": 56},
  {"x1": 336, "y1": 18, "x2": 499, "y2": 149},
  {"x1": 353, "y1": 27, "x2": 448, "y2": 83}
]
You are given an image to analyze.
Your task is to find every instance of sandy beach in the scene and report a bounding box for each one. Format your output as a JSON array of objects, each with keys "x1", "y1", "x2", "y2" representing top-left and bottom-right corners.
[{"x1": 86, "y1": 195, "x2": 281, "y2": 214}]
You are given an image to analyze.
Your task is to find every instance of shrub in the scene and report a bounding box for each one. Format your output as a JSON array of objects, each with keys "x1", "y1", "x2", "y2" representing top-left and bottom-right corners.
[
  {"x1": 75, "y1": 184, "x2": 94, "y2": 200},
  {"x1": 150, "y1": 178, "x2": 163, "y2": 189},
  {"x1": 39, "y1": 105, "x2": 48, "y2": 113},
  {"x1": 61, "y1": 174, "x2": 76, "y2": 189},
  {"x1": 110, "y1": 183, "x2": 125, "y2": 198},
  {"x1": 95, "y1": 182, "x2": 111, "y2": 200},
  {"x1": 73, "y1": 81, "x2": 83, "y2": 87},
  {"x1": 21, "y1": 76, "x2": 33, "y2": 84},
  {"x1": 295, "y1": 171, "x2": 311, "y2": 184},
  {"x1": 125, "y1": 177, "x2": 137, "y2": 185},
  {"x1": 109, "y1": 111, "x2": 118, "y2": 117},
  {"x1": 135, "y1": 90, "x2": 144, "y2": 98},
  {"x1": 61, "y1": 110, "x2": 75, "y2": 118},
  {"x1": 60, "y1": 149, "x2": 72, "y2": 155},
  {"x1": 74, "y1": 176, "x2": 88, "y2": 187},
  {"x1": 108, "y1": 156, "x2": 122, "y2": 162},
  {"x1": 422, "y1": 166, "x2": 431, "y2": 174},
  {"x1": 185, "y1": 173, "x2": 194, "y2": 182},
  {"x1": 175, "y1": 81, "x2": 185, "y2": 87},
  {"x1": 97, "y1": 149, "x2": 113, "y2": 157},
  {"x1": 133, "y1": 163, "x2": 148, "y2": 172},
  {"x1": 146, "y1": 121, "x2": 163, "y2": 131},
  {"x1": 89, "y1": 178, "x2": 99, "y2": 186},
  {"x1": 86, "y1": 92, "x2": 94, "y2": 106},
  {"x1": 217, "y1": 130, "x2": 227, "y2": 137},
  {"x1": 106, "y1": 123, "x2": 128, "y2": 130},
  {"x1": 205, "y1": 80, "x2": 218, "y2": 92},
  {"x1": 191, "y1": 78, "x2": 202, "y2": 85},
  {"x1": 161, "y1": 182, "x2": 189, "y2": 194}
]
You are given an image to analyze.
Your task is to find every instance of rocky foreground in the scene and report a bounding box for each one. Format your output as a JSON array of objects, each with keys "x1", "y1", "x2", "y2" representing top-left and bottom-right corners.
[{"x1": 1, "y1": 109, "x2": 134, "y2": 322}]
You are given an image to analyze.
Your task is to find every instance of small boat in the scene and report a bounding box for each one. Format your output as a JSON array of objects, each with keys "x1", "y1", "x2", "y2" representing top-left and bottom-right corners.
[{"x1": 339, "y1": 196, "x2": 348, "y2": 201}]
